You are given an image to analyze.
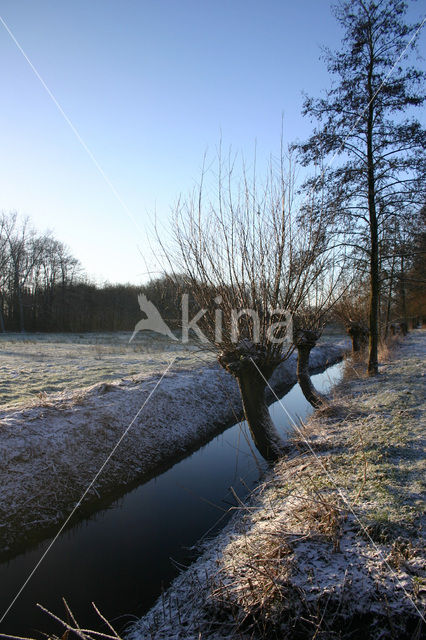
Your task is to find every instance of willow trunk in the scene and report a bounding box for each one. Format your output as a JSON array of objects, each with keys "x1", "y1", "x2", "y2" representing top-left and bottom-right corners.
[
  {"x1": 296, "y1": 344, "x2": 325, "y2": 408},
  {"x1": 237, "y1": 370, "x2": 286, "y2": 462}
]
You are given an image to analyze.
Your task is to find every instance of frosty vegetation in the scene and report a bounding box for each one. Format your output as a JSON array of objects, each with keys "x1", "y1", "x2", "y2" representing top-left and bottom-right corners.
[
  {"x1": 0, "y1": 334, "x2": 345, "y2": 556},
  {"x1": 127, "y1": 331, "x2": 425, "y2": 640},
  {"x1": 0, "y1": 332, "x2": 213, "y2": 407}
]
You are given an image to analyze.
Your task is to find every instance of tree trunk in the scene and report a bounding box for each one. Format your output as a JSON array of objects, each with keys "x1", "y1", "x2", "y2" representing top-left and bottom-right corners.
[
  {"x1": 296, "y1": 343, "x2": 326, "y2": 408},
  {"x1": 384, "y1": 255, "x2": 395, "y2": 339},
  {"x1": 18, "y1": 287, "x2": 25, "y2": 333},
  {"x1": 366, "y1": 55, "x2": 379, "y2": 376},
  {"x1": 218, "y1": 341, "x2": 286, "y2": 462},
  {"x1": 400, "y1": 254, "x2": 408, "y2": 332},
  {"x1": 348, "y1": 325, "x2": 361, "y2": 352},
  {"x1": 293, "y1": 329, "x2": 325, "y2": 408},
  {"x1": 237, "y1": 368, "x2": 286, "y2": 462},
  {"x1": 346, "y1": 322, "x2": 368, "y2": 353},
  {"x1": 368, "y1": 228, "x2": 379, "y2": 376},
  {"x1": 351, "y1": 333, "x2": 361, "y2": 352}
]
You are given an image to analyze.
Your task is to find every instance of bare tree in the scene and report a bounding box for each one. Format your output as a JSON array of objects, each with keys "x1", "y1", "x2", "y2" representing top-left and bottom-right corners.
[
  {"x1": 4, "y1": 216, "x2": 50, "y2": 332},
  {"x1": 292, "y1": 295, "x2": 346, "y2": 408},
  {"x1": 333, "y1": 276, "x2": 370, "y2": 352},
  {"x1": 297, "y1": 0, "x2": 425, "y2": 375},
  {"x1": 0, "y1": 213, "x2": 11, "y2": 332},
  {"x1": 157, "y1": 150, "x2": 345, "y2": 461}
]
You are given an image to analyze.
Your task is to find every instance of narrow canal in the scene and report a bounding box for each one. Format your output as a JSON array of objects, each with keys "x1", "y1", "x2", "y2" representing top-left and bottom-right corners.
[{"x1": 0, "y1": 361, "x2": 344, "y2": 637}]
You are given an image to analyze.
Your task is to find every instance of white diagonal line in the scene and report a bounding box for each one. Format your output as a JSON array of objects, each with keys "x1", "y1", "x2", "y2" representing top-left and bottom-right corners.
[
  {"x1": 250, "y1": 357, "x2": 425, "y2": 623},
  {"x1": 0, "y1": 357, "x2": 176, "y2": 625},
  {"x1": 3, "y1": 9, "x2": 424, "y2": 240},
  {"x1": 0, "y1": 14, "x2": 145, "y2": 237}
]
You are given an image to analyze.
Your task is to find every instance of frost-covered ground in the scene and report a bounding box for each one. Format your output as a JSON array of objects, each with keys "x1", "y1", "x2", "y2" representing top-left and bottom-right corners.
[
  {"x1": 128, "y1": 331, "x2": 425, "y2": 640},
  {"x1": 0, "y1": 336, "x2": 345, "y2": 556},
  {"x1": 0, "y1": 328, "x2": 344, "y2": 408},
  {"x1": 0, "y1": 332, "x2": 213, "y2": 408}
]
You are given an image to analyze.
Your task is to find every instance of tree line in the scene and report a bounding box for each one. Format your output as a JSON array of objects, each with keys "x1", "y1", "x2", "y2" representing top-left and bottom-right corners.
[
  {"x1": 0, "y1": 211, "x2": 188, "y2": 333},
  {"x1": 0, "y1": 200, "x2": 423, "y2": 338}
]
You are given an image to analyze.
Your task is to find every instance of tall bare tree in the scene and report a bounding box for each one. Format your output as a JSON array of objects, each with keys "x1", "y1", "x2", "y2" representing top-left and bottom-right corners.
[
  {"x1": 0, "y1": 213, "x2": 11, "y2": 332},
  {"x1": 3, "y1": 216, "x2": 50, "y2": 332},
  {"x1": 157, "y1": 150, "x2": 345, "y2": 460},
  {"x1": 297, "y1": 0, "x2": 425, "y2": 375}
]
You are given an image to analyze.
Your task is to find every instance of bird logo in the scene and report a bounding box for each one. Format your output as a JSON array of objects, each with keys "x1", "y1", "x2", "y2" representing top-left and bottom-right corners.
[{"x1": 129, "y1": 294, "x2": 178, "y2": 342}]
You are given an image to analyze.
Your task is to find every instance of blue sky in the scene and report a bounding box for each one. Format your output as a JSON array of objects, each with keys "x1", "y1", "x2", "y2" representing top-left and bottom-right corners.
[{"x1": 0, "y1": 1, "x2": 424, "y2": 284}]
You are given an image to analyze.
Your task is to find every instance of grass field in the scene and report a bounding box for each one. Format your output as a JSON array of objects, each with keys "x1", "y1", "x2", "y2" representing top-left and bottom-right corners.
[
  {"x1": 0, "y1": 325, "x2": 345, "y2": 408},
  {"x1": 0, "y1": 331, "x2": 213, "y2": 407}
]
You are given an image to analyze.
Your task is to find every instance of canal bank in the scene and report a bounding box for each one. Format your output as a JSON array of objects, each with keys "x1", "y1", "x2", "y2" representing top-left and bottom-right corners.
[
  {"x1": 0, "y1": 342, "x2": 346, "y2": 557},
  {"x1": 0, "y1": 362, "x2": 346, "y2": 636},
  {"x1": 128, "y1": 332, "x2": 425, "y2": 640}
]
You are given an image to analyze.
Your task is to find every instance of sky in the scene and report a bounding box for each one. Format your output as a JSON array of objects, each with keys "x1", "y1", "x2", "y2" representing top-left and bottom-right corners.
[{"x1": 0, "y1": 1, "x2": 424, "y2": 285}]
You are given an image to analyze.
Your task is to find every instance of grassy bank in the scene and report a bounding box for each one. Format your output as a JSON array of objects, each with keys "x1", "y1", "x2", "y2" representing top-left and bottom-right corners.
[
  {"x1": 0, "y1": 341, "x2": 344, "y2": 558},
  {"x1": 128, "y1": 331, "x2": 425, "y2": 640}
]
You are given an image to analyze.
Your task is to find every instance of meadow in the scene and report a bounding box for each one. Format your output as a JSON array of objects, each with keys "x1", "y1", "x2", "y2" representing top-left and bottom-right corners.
[{"x1": 0, "y1": 332, "x2": 213, "y2": 407}]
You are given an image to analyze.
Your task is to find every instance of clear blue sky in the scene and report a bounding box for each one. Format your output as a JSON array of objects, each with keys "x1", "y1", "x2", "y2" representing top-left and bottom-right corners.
[{"x1": 0, "y1": 1, "x2": 424, "y2": 284}]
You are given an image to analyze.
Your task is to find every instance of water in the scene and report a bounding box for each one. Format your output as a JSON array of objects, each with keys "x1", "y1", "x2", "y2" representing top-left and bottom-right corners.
[{"x1": 0, "y1": 362, "x2": 343, "y2": 637}]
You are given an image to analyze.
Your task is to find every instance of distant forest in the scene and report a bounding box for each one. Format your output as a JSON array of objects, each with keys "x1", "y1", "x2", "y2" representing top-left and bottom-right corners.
[
  {"x1": 0, "y1": 208, "x2": 424, "y2": 334},
  {"x1": 0, "y1": 211, "x2": 184, "y2": 333}
]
